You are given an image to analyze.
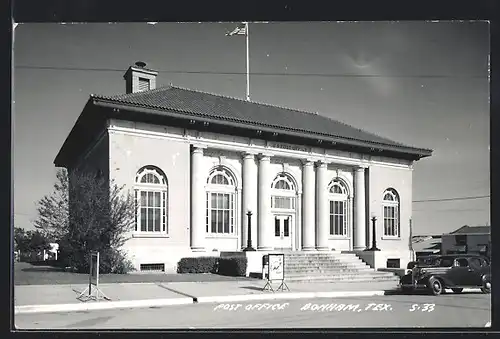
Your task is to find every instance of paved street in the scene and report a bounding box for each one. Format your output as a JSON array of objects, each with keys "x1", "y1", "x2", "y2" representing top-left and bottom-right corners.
[{"x1": 15, "y1": 293, "x2": 490, "y2": 329}]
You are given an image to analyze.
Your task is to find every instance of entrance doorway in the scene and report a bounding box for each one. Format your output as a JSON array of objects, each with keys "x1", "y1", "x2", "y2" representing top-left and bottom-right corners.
[{"x1": 274, "y1": 214, "x2": 293, "y2": 249}]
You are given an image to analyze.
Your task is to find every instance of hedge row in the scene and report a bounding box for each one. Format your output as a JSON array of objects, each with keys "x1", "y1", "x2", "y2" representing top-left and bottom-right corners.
[{"x1": 177, "y1": 256, "x2": 247, "y2": 276}]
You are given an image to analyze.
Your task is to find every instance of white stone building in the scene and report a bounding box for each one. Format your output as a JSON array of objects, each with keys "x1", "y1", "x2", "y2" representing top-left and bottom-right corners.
[{"x1": 54, "y1": 62, "x2": 433, "y2": 274}]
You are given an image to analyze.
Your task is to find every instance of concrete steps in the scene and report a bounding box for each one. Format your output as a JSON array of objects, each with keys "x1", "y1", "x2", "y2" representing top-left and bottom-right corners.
[{"x1": 281, "y1": 252, "x2": 399, "y2": 283}]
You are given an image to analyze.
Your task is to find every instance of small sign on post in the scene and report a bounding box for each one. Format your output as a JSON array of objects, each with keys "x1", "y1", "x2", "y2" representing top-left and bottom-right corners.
[
  {"x1": 77, "y1": 251, "x2": 111, "y2": 302},
  {"x1": 262, "y1": 253, "x2": 289, "y2": 292}
]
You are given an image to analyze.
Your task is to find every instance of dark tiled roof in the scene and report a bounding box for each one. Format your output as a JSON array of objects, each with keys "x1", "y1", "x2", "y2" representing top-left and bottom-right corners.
[
  {"x1": 449, "y1": 225, "x2": 491, "y2": 235},
  {"x1": 92, "y1": 85, "x2": 432, "y2": 156}
]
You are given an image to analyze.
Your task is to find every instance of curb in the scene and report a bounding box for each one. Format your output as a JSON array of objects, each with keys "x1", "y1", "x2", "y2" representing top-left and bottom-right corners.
[
  {"x1": 196, "y1": 290, "x2": 386, "y2": 303},
  {"x1": 14, "y1": 297, "x2": 193, "y2": 315},
  {"x1": 15, "y1": 290, "x2": 388, "y2": 314}
]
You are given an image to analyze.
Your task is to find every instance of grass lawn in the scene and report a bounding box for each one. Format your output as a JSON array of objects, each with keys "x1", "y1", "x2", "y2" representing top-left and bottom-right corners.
[{"x1": 14, "y1": 261, "x2": 255, "y2": 285}]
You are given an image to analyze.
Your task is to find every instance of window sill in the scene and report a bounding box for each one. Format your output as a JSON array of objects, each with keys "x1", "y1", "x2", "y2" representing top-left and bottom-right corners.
[
  {"x1": 206, "y1": 235, "x2": 238, "y2": 239},
  {"x1": 328, "y1": 236, "x2": 350, "y2": 240},
  {"x1": 132, "y1": 233, "x2": 170, "y2": 238},
  {"x1": 381, "y1": 236, "x2": 401, "y2": 240}
]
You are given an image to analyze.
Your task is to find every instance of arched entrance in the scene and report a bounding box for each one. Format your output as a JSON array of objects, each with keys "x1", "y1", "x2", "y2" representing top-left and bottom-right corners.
[{"x1": 271, "y1": 172, "x2": 298, "y2": 250}]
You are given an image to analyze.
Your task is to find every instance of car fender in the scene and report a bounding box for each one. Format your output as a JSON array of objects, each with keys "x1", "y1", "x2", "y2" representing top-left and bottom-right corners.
[{"x1": 482, "y1": 274, "x2": 491, "y2": 283}]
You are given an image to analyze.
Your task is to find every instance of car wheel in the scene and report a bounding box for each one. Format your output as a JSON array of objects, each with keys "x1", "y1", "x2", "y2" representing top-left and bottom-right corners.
[
  {"x1": 452, "y1": 288, "x2": 463, "y2": 294},
  {"x1": 428, "y1": 277, "x2": 444, "y2": 296},
  {"x1": 481, "y1": 280, "x2": 491, "y2": 294}
]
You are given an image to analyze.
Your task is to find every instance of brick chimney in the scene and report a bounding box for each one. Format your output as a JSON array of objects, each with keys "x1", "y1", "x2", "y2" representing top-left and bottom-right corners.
[{"x1": 123, "y1": 61, "x2": 158, "y2": 94}]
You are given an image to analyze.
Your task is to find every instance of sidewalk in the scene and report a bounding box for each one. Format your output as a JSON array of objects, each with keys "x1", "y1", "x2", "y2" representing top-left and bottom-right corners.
[{"x1": 14, "y1": 280, "x2": 400, "y2": 314}]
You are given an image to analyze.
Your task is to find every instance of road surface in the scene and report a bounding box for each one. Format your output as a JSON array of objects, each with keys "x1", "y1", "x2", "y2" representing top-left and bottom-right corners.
[{"x1": 15, "y1": 293, "x2": 490, "y2": 329}]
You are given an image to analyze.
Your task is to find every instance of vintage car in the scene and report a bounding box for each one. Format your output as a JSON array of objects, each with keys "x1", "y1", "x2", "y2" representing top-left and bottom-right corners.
[{"x1": 399, "y1": 254, "x2": 491, "y2": 295}]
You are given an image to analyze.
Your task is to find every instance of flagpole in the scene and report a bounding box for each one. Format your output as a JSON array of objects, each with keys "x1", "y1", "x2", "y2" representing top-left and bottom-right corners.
[{"x1": 245, "y1": 22, "x2": 250, "y2": 101}]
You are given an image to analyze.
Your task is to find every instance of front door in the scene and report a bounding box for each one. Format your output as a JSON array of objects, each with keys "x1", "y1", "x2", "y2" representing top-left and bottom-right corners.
[{"x1": 274, "y1": 215, "x2": 292, "y2": 249}]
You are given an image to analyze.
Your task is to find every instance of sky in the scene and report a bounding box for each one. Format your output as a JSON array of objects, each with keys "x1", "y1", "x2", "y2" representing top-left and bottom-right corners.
[{"x1": 12, "y1": 21, "x2": 490, "y2": 236}]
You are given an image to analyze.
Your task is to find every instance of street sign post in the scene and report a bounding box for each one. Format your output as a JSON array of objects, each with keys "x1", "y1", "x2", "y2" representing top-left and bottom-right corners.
[
  {"x1": 77, "y1": 251, "x2": 111, "y2": 302},
  {"x1": 263, "y1": 253, "x2": 289, "y2": 292}
]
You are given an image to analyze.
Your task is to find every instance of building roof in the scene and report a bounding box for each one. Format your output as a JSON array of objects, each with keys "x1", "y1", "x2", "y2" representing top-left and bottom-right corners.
[
  {"x1": 55, "y1": 84, "x2": 433, "y2": 167},
  {"x1": 411, "y1": 236, "x2": 442, "y2": 253},
  {"x1": 448, "y1": 225, "x2": 491, "y2": 235}
]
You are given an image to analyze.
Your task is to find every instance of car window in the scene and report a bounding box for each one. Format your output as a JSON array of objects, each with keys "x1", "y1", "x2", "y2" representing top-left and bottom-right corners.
[
  {"x1": 438, "y1": 258, "x2": 453, "y2": 267},
  {"x1": 454, "y1": 258, "x2": 469, "y2": 267},
  {"x1": 469, "y1": 258, "x2": 482, "y2": 268}
]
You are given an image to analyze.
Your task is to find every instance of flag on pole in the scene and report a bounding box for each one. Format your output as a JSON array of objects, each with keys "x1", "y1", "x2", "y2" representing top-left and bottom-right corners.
[{"x1": 226, "y1": 23, "x2": 247, "y2": 36}]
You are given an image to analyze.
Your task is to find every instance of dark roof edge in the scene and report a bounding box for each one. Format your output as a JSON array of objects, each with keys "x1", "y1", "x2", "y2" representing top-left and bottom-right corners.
[{"x1": 92, "y1": 97, "x2": 433, "y2": 159}]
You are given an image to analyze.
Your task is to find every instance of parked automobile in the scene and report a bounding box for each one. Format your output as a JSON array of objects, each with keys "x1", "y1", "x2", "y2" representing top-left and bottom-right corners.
[{"x1": 399, "y1": 254, "x2": 491, "y2": 295}]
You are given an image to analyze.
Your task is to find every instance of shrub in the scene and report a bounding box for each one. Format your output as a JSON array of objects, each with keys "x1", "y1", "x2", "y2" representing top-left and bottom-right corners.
[
  {"x1": 217, "y1": 257, "x2": 247, "y2": 277},
  {"x1": 177, "y1": 256, "x2": 218, "y2": 273}
]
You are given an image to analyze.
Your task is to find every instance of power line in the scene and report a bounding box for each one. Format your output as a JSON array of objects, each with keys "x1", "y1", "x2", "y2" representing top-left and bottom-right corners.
[
  {"x1": 413, "y1": 195, "x2": 490, "y2": 203},
  {"x1": 14, "y1": 65, "x2": 484, "y2": 79}
]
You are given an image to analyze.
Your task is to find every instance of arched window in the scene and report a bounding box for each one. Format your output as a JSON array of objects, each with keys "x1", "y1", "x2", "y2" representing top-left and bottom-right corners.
[
  {"x1": 135, "y1": 166, "x2": 168, "y2": 233},
  {"x1": 383, "y1": 188, "x2": 400, "y2": 237},
  {"x1": 206, "y1": 167, "x2": 237, "y2": 235},
  {"x1": 271, "y1": 173, "x2": 296, "y2": 210},
  {"x1": 328, "y1": 179, "x2": 349, "y2": 236}
]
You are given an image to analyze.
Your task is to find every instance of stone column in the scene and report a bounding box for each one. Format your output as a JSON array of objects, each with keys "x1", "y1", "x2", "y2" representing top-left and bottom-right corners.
[
  {"x1": 315, "y1": 161, "x2": 329, "y2": 250},
  {"x1": 190, "y1": 146, "x2": 205, "y2": 251},
  {"x1": 241, "y1": 152, "x2": 257, "y2": 249},
  {"x1": 353, "y1": 167, "x2": 367, "y2": 250},
  {"x1": 301, "y1": 160, "x2": 316, "y2": 250},
  {"x1": 257, "y1": 154, "x2": 272, "y2": 250}
]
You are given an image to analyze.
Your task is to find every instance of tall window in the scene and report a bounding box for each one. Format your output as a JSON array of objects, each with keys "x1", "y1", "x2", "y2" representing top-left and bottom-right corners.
[
  {"x1": 271, "y1": 173, "x2": 296, "y2": 210},
  {"x1": 328, "y1": 180, "x2": 349, "y2": 236},
  {"x1": 135, "y1": 166, "x2": 168, "y2": 233},
  {"x1": 383, "y1": 188, "x2": 400, "y2": 237},
  {"x1": 206, "y1": 167, "x2": 237, "y2": 235}
]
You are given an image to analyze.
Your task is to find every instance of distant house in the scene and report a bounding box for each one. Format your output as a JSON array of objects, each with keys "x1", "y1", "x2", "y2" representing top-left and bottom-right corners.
[
  {"x1": 441, "y1": 225, "x2": 490, "y2": 258},
  {"x1": 411, "y1": 235, "x2": 442, "y2": 258}
]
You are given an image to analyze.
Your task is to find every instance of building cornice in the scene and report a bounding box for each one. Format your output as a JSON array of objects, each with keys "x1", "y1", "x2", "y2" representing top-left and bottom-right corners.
[{"x1": 107, "y1": 124, "x2": 413, "y2": 170}]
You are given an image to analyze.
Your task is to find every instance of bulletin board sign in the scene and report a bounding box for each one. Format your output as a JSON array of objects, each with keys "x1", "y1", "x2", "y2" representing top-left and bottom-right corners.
[
  {"x1": 263, "y1": 253, "x2": 289, "y2": 292},
  {"x1": 268, "y1": 253, "x2": 284, "y2": 281},
  {"x1": 89, "y1": 251, "x2": 99, "y2": 286},
  {"x1": 77, "y1": 251, "x2": 110, "y2": 302}
]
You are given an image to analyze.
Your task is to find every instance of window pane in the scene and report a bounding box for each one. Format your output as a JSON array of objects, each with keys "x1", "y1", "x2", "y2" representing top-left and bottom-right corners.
[
  {"x1": 330, "y1": 201, "x2": 333, "y2": 214},
  {"x1": 284, "y1": 218, "x2": 289, "y2": 236},
  {"x1": 339, "y1": 216, "x2": 344, "y2": 234},
  {"x1": 217, "y1": 211, "x2": 223, "y2": 233},
  {"x1": 217, "y1": 194, "x2": 224, "y2": 209},
  {"x1": 211, "y1": 210, "x2": 217, "y2": 233},
  {"x1": 154, "y1": 192, "x2": 161, "y2": 207},
  {"x1": 223, "y1": 211, "x2": 230, "y2": 233},
  {"x1": 211, "y1": 193, "x2": 216, "y2": 208},
  {"x1": 154, "y1": 209, "x2": 161, "y2": 232},
  {"x1": 141, "y1": 191, "x2": 147, "y2": 206},
  {"x1": 330, "y1": 215, "x2": 334, "y2": 235},
  {"x1": 147, "y1": 209, "x2": 153, "y2": 232},
  {"x1": 147, "y1": 192, "x2": 153, "y2": 206},
  {"x1": 140, "y1": 208, "x2": 147, "y2": 231},
  {"x1": 223, "y1": 194, "x2": 229, "y2": 209},
  {"x1": 275, "y1": 218, "x2": 280, "y2": 236}
]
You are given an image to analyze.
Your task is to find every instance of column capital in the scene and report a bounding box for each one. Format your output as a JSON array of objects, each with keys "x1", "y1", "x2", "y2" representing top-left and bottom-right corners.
[
  {"x1": 242, "y1": 151, "x2": 258, "y2": 159},
  {"x1": 355, "y1": 165, "x2": 368, "y2": 172},
  {"x1": 301, "y1": 158, "x2": 317, "y2": 166},
  {"x1": 258, "y1": 153, "x2": 272, "y2": 161},
  {"x1": 316, "y1": 161, "x2": 328, "y2": 168},
  {"x1": 191, "y1": 144, "x2": 208, "y2": 152}
]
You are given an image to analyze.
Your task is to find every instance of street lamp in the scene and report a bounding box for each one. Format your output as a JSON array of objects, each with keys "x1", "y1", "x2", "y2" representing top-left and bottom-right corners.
[
  {"x1": 243, "y1": 206, "x2": 256, "y2": 251},
  {"x1": 366, "y1": 213, "x2": 380, "y2": 251}
]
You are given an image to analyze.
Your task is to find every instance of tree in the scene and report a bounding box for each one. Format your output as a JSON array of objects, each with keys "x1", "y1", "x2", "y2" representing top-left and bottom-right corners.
[
  {"x1": 14, "y1": 227, "x2": 28, "y2": 253},
  {"x1": 34, "y1": 168, "x2": 136, "y2": 273},
  {"x1": 34, "y1": 169, "x2": 69, "y2": 242}
]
